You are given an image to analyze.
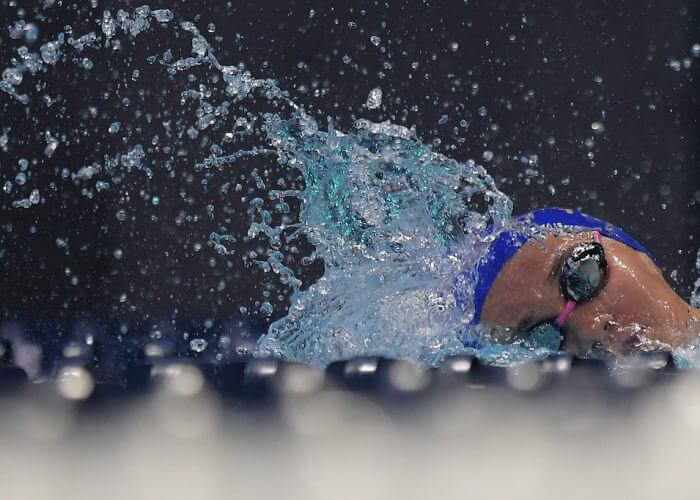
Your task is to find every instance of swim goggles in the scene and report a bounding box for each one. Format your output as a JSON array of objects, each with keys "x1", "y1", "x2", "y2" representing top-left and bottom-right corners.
[{"x1": 522, "y1": 231, "x2": 608, "y2": 350}]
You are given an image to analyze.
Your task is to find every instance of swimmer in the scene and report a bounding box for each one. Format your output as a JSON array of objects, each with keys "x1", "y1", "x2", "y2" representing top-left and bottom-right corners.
[{"x1": 460, "y1": 208, "x2": 700, "y2": 358}]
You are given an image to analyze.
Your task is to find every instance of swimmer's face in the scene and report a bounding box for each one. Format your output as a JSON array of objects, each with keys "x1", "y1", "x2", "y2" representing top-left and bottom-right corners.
[{"x1": 480, "y1": 231, "x2": 700, "y2": 357}]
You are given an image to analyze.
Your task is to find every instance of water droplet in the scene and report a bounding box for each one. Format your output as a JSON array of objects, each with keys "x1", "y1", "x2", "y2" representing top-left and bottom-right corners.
[
  {"x1": 591, "y1": 121, "x2": 605, "y2": 134},
  {"x1": 189, "y1": 338, "x2": 208, "y2": 352},
  {"x1": 29, "y1": 189, "x2": 40, "y2": 204},
  {"x1": 151, "y1": 9, "x2": 174, "y2": 22},
  {"x1": 293, "y1": 111, "x2": 317, "y2": 138},
  {"x1": 260, "y1": 301, "x2": 273, "y2": 316},
  {"x1": 40, "y1": 42, "x2": 60, "y2": 64},
  {"x1": 23, "y1": 23, "x2": 39, "y2": 43},
  {"x1": 44, "y1": 138, "x2": 58, "y2": 157},
  {"x1": 116, "y1": 209, "x2": 127, "y2": 221},
  {"x1": 102, "y1": 10, "x2": 116, "y2": 37},
  {"x1": 197, "y1": 114, "x2": 216, "y2": 130},
  {"x1": 2, "y1": 67, "x2": 23, "y2": 86},
  {"x1": 478, "y1": 106, "x2": 488, "y2": 117},
  {"x1": 370, "y1": 35, "x2": 381, "y2": 46},
  {"x1": 365, "y1": 87, "x2": 382, "y2": 109},
  {"x1": 192, "y1": 36, "x2": 208, "y2": 57}
]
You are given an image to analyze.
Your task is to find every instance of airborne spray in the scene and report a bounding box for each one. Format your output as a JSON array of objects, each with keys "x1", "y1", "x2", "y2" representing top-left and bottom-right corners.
[{"x1": 2, "y1": 5, "x2": 696, "y2": 368}]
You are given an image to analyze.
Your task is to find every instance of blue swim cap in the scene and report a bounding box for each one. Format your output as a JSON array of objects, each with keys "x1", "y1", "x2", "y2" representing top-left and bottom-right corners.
[{"x1": 457, "y1": 208, "x2": 653, "y2": 325}]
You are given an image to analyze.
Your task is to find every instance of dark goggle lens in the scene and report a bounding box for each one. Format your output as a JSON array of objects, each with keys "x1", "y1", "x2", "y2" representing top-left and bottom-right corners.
[
  {"x1": 561, "y1": 242, "x2": 607, "y2": 303},
  {"x1": 523, "y1": 322, "x2": 563, "y2": 351}
]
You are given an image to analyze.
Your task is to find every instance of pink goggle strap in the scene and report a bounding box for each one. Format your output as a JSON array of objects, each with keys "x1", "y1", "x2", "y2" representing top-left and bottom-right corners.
[
  {"x1": 555, "y1": 300, "x2": 576, "y2": 326},
  {"x1": 554, "y1": 230, "x2": 602, "y2": 326}
]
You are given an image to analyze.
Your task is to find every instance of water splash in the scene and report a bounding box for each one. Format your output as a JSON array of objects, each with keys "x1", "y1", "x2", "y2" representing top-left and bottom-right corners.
[
  {"x1": 252, "y1": 112, "x2": 518, "y2": 366},
  {"x1": 692, "y1": 249, "x2": 700, "y2": 309},
  {"x1": 2, "y1": 5, "x2": 696, "y2": 369}
]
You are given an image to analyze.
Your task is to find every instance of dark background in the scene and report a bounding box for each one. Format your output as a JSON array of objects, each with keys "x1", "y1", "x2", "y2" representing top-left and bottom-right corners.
[{"x1": 0, "y1": 0, "x2": 698, "y2": 356}]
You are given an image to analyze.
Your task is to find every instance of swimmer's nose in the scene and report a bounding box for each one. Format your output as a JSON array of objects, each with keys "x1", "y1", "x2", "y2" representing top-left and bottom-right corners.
[{"x1": 562, "y1": 312, "x2": 614, "y2": 355}]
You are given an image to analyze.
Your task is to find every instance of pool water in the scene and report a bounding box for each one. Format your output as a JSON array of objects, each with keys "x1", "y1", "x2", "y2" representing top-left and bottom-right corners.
[{"x1": 0, "y1": 4, "x2": 697, "y2": 370}]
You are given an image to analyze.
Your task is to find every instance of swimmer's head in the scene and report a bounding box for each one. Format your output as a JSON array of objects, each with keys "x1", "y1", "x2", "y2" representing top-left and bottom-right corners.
[{"x1": 460, "y1": 208, "x2": 700, "y2": 357}]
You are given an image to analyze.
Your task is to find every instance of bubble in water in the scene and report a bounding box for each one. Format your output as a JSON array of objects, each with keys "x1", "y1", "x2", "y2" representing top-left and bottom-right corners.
[
  {"x1": 365, "y1": 87, "x2": 383, "y2": 109},
  {"x1": 478, "y1": 106, "x2": 488, "y2": 117},
  {"x1": 108, "y1": 122, "x2": 120, "y2": 134},
  {"x1": 370, "y1": 35, "x2": 381, "y2": 46},
  {"x1": 116, "y1": 210, "x2": 127, "y2": 221}
]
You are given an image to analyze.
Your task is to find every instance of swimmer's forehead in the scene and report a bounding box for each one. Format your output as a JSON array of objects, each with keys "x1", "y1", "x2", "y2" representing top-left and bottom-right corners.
[{"x1": 516, "y1": 231, "x2": 598, "y2": 276}]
